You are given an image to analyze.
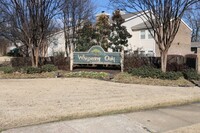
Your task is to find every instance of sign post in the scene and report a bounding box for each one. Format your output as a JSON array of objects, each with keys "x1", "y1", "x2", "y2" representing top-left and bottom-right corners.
[
  {"x1": 70, "y1": 46, "x2": 73, "y2": 71},
  {"x1": 70, "y1": 45, "x2": 124, "y2": 72},
  {"x1": 121, "y1": 47, "x2": 124, "y2": 72}
]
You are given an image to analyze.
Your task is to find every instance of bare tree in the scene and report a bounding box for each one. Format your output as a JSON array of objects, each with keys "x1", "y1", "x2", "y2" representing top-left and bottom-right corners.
[
  {"x1": 0, "y1": 37, "x2": 9, "y2": 56},
  {"x1": 62, "y1": 0, "x2": 94, "y2": 56},
  {"x1": 185, "y1": 3, "x2": 200, "y2": 42},
  {"x1": 0, "y1": 0, "x2": 62, "y2": 67},
  {"x1": 110, "y1": 0, "x2": 200, "y2": 72}
]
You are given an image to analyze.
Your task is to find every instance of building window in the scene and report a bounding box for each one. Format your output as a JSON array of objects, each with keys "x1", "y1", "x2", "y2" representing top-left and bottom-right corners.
[
  {"x1": 140, "y1": 50, "x2": 145, "y2": 55},
  {"x1": 147, "y1": 50, "x2": 154, "y2": 56},
  {"x1": 148, "y1": 29, "x2": 154, "y2": 39},
  {"x1": 140, "y1": 30, "x2": 146, "y2": 39}
]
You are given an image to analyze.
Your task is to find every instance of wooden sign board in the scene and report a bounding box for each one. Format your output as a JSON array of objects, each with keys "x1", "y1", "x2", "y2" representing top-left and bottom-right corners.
[{"x1": 70, "y1": 45, "x2": 124, "y2": 72}]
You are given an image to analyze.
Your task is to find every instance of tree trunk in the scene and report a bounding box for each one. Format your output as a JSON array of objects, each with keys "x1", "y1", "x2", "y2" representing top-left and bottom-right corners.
[
  {"x1": 25, "y1": 45, "x2": 29, "y2": 57},
  {"x1": 31, "y1": 48, "x2": 36, "y2": 67},
  {"x1": 31, "y1": 47, "x2": 39, "y2": 67},
  {"x1": 35, "y1": 47, "x2": 39, "y2": 67},
  {"x1": 160, "y1": 50, "x2": 168, "y2": 72}
]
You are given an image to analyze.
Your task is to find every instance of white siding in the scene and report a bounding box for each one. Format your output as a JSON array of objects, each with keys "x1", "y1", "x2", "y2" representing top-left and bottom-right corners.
[
  {"x1": 47, "y1": 31, "x2": 66, "y2": 57},
  {"x1": 122, "y1": 14, "x2": 156, "y2": 55}
]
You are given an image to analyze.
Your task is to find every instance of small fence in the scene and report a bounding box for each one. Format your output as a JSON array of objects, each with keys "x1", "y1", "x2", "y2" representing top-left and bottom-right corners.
[
  {"x1": 8, "y1": 56, "x2": 70, "y2": 70},
  {"x1": 124, "y1": 54, "x2": 197, "y2": 71}
]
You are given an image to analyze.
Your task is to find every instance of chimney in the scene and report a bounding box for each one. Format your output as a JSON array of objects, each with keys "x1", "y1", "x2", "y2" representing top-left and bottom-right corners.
[
  {"x1": 95, "y1": 11, "x2": 110, "y2": 20},
  {"x1": 119, "y1": 9, "x2": 126, "y2": 15}
]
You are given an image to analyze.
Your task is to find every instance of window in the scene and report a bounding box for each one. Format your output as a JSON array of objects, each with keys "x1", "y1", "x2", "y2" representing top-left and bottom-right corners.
[
  {"x1": 140, "y1": 50, "x2": 145, "y2": 55},
  {"x1": 148, "y1": 30, "x2": 154, "y2": 39},
  {"x1": 147, "y1": 50, "x2": 154, "y2": 57},
  {"x1": 140, "y1": 30, "x2": 146, "y2": 39}
]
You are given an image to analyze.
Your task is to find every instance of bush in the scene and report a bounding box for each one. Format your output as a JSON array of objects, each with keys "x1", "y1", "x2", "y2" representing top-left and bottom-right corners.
[
  {"x1": 0, "y1": 66, "x2": 15, "y2": 74},
  {"x1": 182, "y1": 69, "x2": 200, "y2": 80},
  {"x1": 128, "y1": 66, "x2": 160, "y2": 78},
  {"x1": 128, "y1": 66, "x2": 183, "y2": 80},
  {"x1": 11, "y1": 57, "x2": 32, "y2": 67},
  {"x1": 52, "y1": 54, "x2": 70, "y2": 70},
  {"x1": 159, "y1": 71, "x2": 183, "y2": 80},
  {"x1": 41, "y1": 64, "x2": 57, "y2": 72},
  {"x1": 22, "y1": 66, "x2": 41, "y2": 74},
  {"x1": 124, "y1": 55, "x2": 160, "y2": 71}
]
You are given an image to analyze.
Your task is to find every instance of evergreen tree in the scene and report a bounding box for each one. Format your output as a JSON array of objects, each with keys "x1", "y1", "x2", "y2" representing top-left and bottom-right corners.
[
  {"x1": 95, "y1": 14, "x2": 111, "y2": 51},
  {"x1": 76, "y1": 21, "x2": 96, "y2": 51},
  {"x1": 110, "y1": 10, "x2": 132, "y2": 52}
]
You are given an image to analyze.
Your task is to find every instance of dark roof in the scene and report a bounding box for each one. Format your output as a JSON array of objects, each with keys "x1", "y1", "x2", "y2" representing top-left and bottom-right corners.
[
  {"x1": 191, "y1": 42, "x2": 200, "y2": 48},
  {"x1": 131, "y1": 21, "x2": 152, "y2": 31}
]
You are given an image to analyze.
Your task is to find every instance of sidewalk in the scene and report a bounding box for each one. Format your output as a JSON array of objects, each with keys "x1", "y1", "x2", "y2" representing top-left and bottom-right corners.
[{"x1": 3, "y1": 103, "x2": 200, "y2": 133}]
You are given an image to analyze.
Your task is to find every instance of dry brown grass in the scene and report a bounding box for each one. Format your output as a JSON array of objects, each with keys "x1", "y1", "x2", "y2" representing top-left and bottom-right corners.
[
  {"x1": 113, "y1": 73, "x2": 194, "y2": 87},
  {"x1": 0, "y1": 71, "x2": 109, "y2": 80},
  {"x1": 0, "y1": 71, "x2": 55, "y2": 79},
  {"x1": 165, "y1": 123, "x2": 200, "y2": 133},
  {"x1": 0, "y1": 78, "x2": 200, "y2": 130}
]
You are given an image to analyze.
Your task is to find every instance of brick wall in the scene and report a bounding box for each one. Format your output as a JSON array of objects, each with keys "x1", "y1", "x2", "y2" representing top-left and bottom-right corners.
[{"x1": 155, "y1": 21, "x2": 193, "y2": 56}]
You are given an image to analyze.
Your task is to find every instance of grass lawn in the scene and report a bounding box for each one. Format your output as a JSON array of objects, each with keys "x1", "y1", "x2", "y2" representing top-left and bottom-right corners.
[
  {"x1": 1, "y1": 78, "x2": 200, "y2": 130},
  {"x1": 0, "y1": 70, "x2": 195, "y2": 87},
  {"x1": 113, "y1": 73, "x2": 195, "y2": 87},
  {"x1": 165, "y1": 123, "x2": 200, "y2": 133}
]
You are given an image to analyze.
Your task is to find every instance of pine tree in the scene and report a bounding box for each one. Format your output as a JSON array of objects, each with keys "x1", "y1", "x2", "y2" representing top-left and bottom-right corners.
[{"x1": 110, "y1": 10, "x2": 132, "y2": 52}]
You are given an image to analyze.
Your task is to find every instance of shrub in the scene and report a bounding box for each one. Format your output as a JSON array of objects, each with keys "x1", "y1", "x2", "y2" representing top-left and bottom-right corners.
[
  {"x1": 0, "y1": 66, "x2": 15, "y2": 74},
  {"x1": 128, "y1": 66, "x2": 183, "y2": 80},
  {"x1": 11, "y1": 57, "x2": 32, "y2": 67},
  {"x1": 124, "y1": 55, "x2": 159, "y2": 71},
  {"x1": 52, "y1": 54, "x2": 70, "y2": 70},
  {"x1": 159, "y1": 71, "x2": 183, "y2": 80},
  {"x1": 128, "y1": 66, "x2": 161, "y2": 78},
  {"x1": 182, "y1": 69, "x2": 200, "y2": 80},
  {"x1": 41, "y1": 64, "x2": 57, "y2": 72},
  {"x1": 22, "y1": 66, "x2": 41, "y2": 74}
]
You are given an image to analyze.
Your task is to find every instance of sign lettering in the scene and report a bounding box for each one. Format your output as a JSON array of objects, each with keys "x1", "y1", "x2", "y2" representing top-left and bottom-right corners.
[{"x1": 70, "y1": 45, "x2": 124, "y2": 72}]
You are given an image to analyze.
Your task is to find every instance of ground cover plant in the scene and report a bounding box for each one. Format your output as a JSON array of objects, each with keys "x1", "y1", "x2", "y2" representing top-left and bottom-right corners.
[
  {"x1": 65, "y1": 71, "x2": 109, "y2": 79},
  {"x1": 127, "y1": 66, "x2": 183, "y2": 80},
  {"x1": 113, "y1": 72, "x2": 194, "y2": 87},
  {"x1": 0, "y1": 64, "x2": 57, "y2": 74},
  {"x1": 0, "y1": 64, "x2": 199, "y2": 87},
  {"x1": 182, "y1": 69, "x2": 200, "y2": 80},
  {"x1": 0, "y1": 66, "x2": 15, "y2": 74}
]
